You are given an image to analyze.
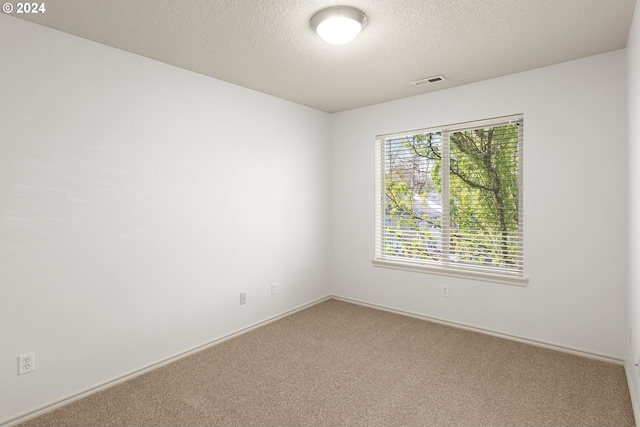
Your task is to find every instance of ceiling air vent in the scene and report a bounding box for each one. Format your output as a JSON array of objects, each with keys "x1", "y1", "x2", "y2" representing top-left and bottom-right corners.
[{"x1": 411, "y1": 75, "x2": 446, "y2": 87}]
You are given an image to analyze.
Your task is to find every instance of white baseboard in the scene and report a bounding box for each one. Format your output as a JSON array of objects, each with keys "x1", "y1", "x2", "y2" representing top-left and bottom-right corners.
[
  {"x1": 331, "y1": 295, "x2": 625, "y2": 365},
  {"x1": 0, "y1": 295, "x2": 331, "y2": 427}
]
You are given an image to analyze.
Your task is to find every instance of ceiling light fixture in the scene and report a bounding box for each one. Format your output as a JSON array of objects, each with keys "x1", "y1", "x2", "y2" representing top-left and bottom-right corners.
[{"x1": 311, "y1": 6, "x2": 368, "y2": 45}]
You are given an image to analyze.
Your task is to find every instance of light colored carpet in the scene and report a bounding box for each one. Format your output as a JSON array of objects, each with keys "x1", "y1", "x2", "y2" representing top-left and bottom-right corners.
[{"x1": 19, "y1": 299, "x2": 635, "y2": 426}]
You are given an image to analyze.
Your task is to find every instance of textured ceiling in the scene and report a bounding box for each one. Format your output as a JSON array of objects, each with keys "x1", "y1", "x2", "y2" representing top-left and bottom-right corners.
[{"x1": 8, "y1": 0, "x2": 637, "y2": 113}]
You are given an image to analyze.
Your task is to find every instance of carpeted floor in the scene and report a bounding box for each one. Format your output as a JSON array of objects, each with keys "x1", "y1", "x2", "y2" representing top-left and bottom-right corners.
[{"x1": 19, "y1": 299, "x2": 635, "y2": 426}]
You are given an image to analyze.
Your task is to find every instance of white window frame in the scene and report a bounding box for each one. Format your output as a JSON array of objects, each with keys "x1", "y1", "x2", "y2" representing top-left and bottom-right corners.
[{"x1": 373, "y1": 114, "x2": 527, "y2": 286}]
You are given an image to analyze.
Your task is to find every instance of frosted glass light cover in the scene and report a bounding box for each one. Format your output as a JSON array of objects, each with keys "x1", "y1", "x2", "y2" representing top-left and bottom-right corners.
[
  {"x1": 316, "y1": 17, "x2": 362, "y2": 45},
  {"x1": 310, "y1": 6, "x2": 367, "y2": 46}
]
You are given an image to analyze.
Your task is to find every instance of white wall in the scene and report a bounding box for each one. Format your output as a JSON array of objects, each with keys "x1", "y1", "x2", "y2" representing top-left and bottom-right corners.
[
  {"x1": 0, "y1": 16, "x2": 330, "y2": 422},
  {"x1": 329, "y1": 50, "x2": 629, "y2": 359},
  {"x1": 628, "y1": 0, "x2": 640, "y2": 414}
]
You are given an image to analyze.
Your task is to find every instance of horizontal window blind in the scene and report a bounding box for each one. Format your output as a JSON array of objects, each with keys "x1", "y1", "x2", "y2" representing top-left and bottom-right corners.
[{"x1": 375, "y1": 114, "x2": 524, "y2": 282}]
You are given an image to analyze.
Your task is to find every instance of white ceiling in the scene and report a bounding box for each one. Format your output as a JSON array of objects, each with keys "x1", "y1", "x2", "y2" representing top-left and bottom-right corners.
[{"x1": 9, "y1": 0, "x2": 637, "y2": 113}]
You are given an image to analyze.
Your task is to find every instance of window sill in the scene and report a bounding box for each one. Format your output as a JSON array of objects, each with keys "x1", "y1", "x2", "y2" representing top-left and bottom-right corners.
[{"x1": 372, "y1": 258, "x2": 528, "y2": 287}]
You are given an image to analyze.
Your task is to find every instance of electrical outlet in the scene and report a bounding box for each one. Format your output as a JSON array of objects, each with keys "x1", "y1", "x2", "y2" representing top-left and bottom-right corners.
[
  {"x1": 271, "y1": 282, "x2": 278, "y2": 295},
  {"x1": 18, "y1": 352, "x2": 35, "y2": 375},
  {"x1": 240, "y1": 292, "x2": 247, "y2": 305},
  {"x1": 441, "y1": 285, "x2": 449, "y2": 297}
]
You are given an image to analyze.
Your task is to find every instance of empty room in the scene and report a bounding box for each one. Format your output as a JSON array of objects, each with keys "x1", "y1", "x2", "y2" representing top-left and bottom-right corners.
[{"x1": 2, "y1": 0, "x2": 640, "y2": 426}]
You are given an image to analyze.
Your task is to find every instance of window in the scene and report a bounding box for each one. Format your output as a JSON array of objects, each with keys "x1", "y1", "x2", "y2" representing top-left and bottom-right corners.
[{"x1": 374, "y1": 114, "x2": 526, "y2": 285}]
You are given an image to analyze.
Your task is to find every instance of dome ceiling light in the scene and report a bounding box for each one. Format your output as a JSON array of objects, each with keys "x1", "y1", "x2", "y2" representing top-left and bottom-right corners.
[{"x1": 310, "y1": 6, "x2": 368, "y2": 45}]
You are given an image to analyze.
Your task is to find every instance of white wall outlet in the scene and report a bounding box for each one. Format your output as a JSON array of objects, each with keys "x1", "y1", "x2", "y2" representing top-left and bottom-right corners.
[
  {"x1": 441, "y1": 285, "x2": 449, "y2": 297},
  {"x1": 271, "y1": 282, "x2": 278, "y2": 295},
  {"x1": 18, "y1": 352, "x2": 35, "y2": 375},
  {"x1": 240, "y1": 292, "x2": 247, "y2": 305}
]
